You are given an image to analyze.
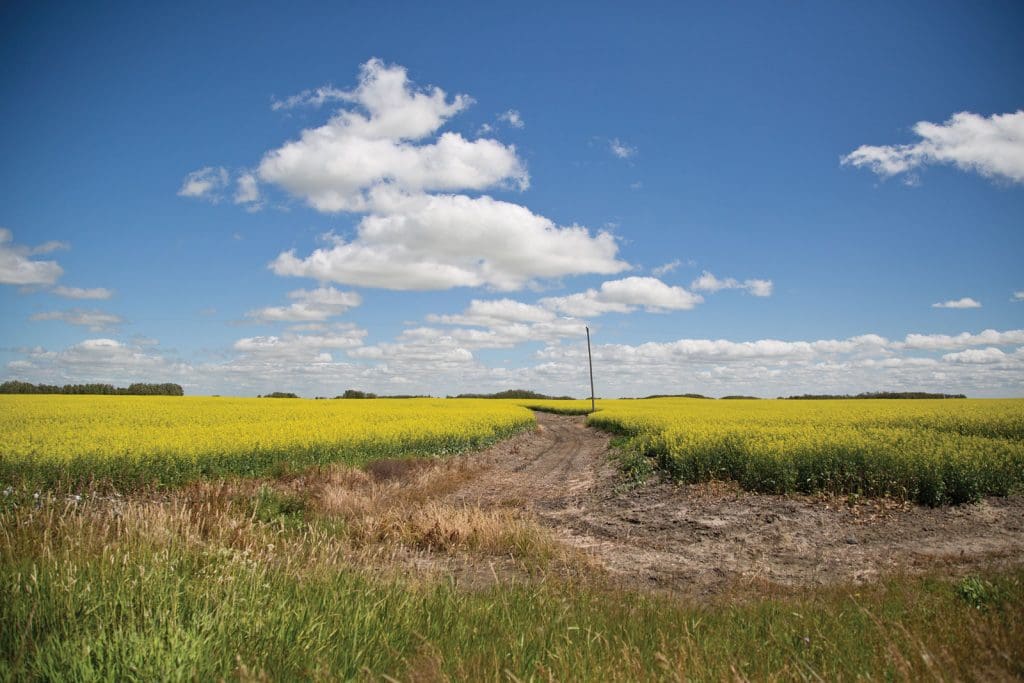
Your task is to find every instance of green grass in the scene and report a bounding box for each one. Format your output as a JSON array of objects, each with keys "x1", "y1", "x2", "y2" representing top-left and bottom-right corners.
[{"x1": 3, "y1": 496, "x2": 1022, "y2": 681}]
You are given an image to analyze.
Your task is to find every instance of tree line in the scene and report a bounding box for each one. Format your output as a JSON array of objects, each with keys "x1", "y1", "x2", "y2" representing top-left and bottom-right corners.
[
  {"x1": 0, "y1": 380, "x2": 184, "y2": 396},
  {"x1": 782, "y1": 392, "x2": 966, "y2": 400},
  {"x1": 452, "y1": 389, "x2": 576, "y2": 400}
]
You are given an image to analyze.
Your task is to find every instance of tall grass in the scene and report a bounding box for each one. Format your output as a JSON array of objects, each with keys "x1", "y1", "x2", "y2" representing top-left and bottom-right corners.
[{"x1": 2, "y1": 488, "x2": 1021, "y2": 680}]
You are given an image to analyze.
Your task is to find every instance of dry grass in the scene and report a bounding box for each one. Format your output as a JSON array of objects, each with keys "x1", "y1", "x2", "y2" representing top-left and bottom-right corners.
[
  {"x1": 3, "y1": 462, "x2": 1023, "y2": 680},
  {"x1": 0, "y1": 456, "x2": 586, "y2": 590}
]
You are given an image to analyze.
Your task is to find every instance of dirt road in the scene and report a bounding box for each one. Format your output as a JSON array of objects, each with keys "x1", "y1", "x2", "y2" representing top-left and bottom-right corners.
[{"x1": 448, "y1": 411, "x2": 1024, "y2": 594}]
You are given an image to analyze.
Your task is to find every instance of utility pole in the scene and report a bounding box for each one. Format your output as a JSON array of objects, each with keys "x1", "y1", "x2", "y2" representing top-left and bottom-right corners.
[{"x1": 586, "y1": 326, "x2": 595, "y2": 413}]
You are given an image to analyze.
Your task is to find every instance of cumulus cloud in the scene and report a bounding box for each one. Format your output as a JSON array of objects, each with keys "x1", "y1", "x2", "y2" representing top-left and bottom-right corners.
[
  {"x1": 0, "y1": 228, "x2": 64, "y2": 286},
  {"x1": 7, "y1": 338, "x2": 191, "y2": 387},
  {"x1": 901, "y1": 329, "x2": 1024, "y2": 350},
  {"x1": 942, "y1": 347, "x2": 1007, "y2": 364},
  {"x1": 651, "y1": 259, "x2": 681, "y2": 277},
  {"x1": 234, "y1": 172, "x2": 262, "y2": 209},
  {"x1": 1013, "y1": 291, "x2": 1024, "y2": 302},
  {"x1": 348, "y1": 333, "x2": 475, "y2": 364},
  {"x1": 247, "y1": 286, "x2": 361, "y2": 323},
  {"x1": 30, "y1": 309, "x2": 123, "y2": 331},
  {"x1": 609, "y1": 138, "x2": 637, "y2": 159},
  {"x1": 258, "y1": 59, "x2": 522, "y2": 212},
  {"x1": 186, "y1": 60, "x2": 632, "y2": 291},
  {"x1": 422, "y1": 297, "x2": 585, "y2": 349},
  {"x1": 540, "y1": 277, "x2": 703, "y2": 317},
  {"x1": 271, "y1": 191, "x2": 628, "y2": 290},
  {"x1": 233, "y1": 327, "x2": 366, "y2": 362},
  {"x1": 52, "y1": 286, "x2": 113, "y2": 300},
  {"x1": 8, "y1": 326, "x2": 1024, "y2": 398},
  {"x1": 690, "y1": 271, "x2": 774, "y2": 297},
  {"x1": 428, "y1": 298, "x2": 556, "y2": 326},
  {"x1": 842, "y1": 110, "x2": 1024, "y2": 184},
  {"x1": 177, "y1": 166, "x2": 229, "y2": 201},
  {"x1": 539, "y1": 333, "x2": 890, "y2": 364},
  {"x1": 931, "y1": 297, "x2": 982, "y2": 309},
  {"x1": 498, "y1": 109, "x2": 524, "y2": 128}
]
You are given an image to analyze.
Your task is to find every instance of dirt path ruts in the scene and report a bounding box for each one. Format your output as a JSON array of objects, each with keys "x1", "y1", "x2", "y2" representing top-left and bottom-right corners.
[{"x1": 448, "y1": 412, "x2": 1024, "y2": 595}]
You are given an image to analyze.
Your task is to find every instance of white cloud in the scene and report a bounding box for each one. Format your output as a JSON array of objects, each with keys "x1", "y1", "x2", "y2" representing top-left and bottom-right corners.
[
  {"x1": 0, "y1": 228, "x2": 64, "y2": 286},
  {"x1": 257, "y1": 59, "x2": 523, "y2": 212},
  {"x1": 234, "y1": 327, "x2": 366, "y2": 361},
  {"x1": 942, "y1": 347, "x2": 1007, "y2": 364},
  {"x1": 247, "y1": 286, "x2": 361, "y2": 323},
  {"x1": 842, "y1": 110, "x2": 1024, "y2": 184},
  {"x1": 539, "y1": 334, "x2": 889, "y2": 365},
  {"x1": 52, "y1": 286, "x2": 113, "y2": 300},
  {"x1": 234, "y1": 172, "x2": 262, "y2": 209},
  {"x1": 29, "y1": 240, "x2": 70, "y2": 255},
  {"x1": 690, "y1": 271, "x2": 774, "y2": 297},
  {"x1": 271, "y1": 85, "x2": 348, "y2": 111},
  {"x1": 540, "y1": 276, "x2": 703, "y2": 317},
  {"x1": 271, "y1": 191, "x2": 628, "y2": 290},
  {"x1": 932, "y1": 297, "x2": 982, "y2": 309},
  {"x1": 901, "y1": 329, "x2": 1024, "y2": 350},
  {"x1": 7, "y1": 339, "x2": 191, "y2": 387},
  {"x1": 651, "y1": 260, "x2": 681, "y2": 277},
  {"x1": 498, "y1": 109, "x2": 524, "y2": 128},
  {"x1": 421, "y1": 298, "x2": 586, "y2": 350},
  {"x1": 349, "y1": 337, "x2": 474, "y2": 363},
  {"x1": 428, "y1": 298, "x2": 556, "y2": 326},
  {"x1": 609, "y1": 138, "x2": 637, "y2": 159},
  {"x1": 744, "y1": 279, "x2": 774, "y2": 297},
  {"x1": 1012, "y1": 291, "x2": 1024, "y2": 302},
  {"x1": 187, "y1": 60, "x2": 631, "y2": 292},
  {"x1": 30, "y1": 309, "x2": 123, "y2": 331},
  {"x1": 177, "y1": 166, "x2": 229, "y2": 201},
  {"x1": 8, "y1": 327, "x2": 1024, "y2": 398}
]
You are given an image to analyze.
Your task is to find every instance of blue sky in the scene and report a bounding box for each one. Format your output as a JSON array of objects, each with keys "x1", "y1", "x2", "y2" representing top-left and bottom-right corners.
[{"x1": 2, "y1": 0, "x2": 1023, "y2": 397}]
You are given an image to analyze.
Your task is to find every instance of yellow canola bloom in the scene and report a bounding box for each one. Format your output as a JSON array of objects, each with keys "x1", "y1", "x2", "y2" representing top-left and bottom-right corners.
[
  {"x1": 0, "y1": 396, "x2": 535, "y2": 489},
  {"x1": 583, "y1": 397, "x2": 1024, "y2": 505}
]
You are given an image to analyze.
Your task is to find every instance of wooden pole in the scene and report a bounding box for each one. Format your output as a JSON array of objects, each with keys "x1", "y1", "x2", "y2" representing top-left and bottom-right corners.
[{"x1": 586, "y1": 326, "x2": 595, "y2": 413}]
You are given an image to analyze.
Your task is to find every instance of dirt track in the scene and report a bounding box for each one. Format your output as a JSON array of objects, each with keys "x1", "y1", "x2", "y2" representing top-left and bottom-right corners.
[{"x1": 448, "y1": 412, "x2": 1024, "y2": 594}]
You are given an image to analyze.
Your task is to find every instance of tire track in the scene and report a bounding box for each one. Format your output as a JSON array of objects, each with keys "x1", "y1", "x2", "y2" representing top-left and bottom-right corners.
[{"x1": 448, "y1": 411, "x2": 1024, "y2": 595}]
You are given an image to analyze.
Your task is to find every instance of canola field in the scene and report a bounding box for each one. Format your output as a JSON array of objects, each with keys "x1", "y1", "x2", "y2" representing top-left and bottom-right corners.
[
  {"x1": 584, "y1": 398, "x2": 1024, "y2": 505},
  {"x1": 0, "y1": 396, "x2": 534, "y2": 489},
  {"x1": 3, "y1": 395, "x2": 1023, "y2": 505}
]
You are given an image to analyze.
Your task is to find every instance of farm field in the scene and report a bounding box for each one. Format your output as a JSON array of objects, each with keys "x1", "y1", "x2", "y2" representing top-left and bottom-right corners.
[
  {"x1": 580, "y1": 397, "x2": 1024, "y2": 505},
  {"x1": 0, "y1": 395, "x2": 534, "y2": 490},
  {"x1": 2, "y1": 396, "x2": 1023, "y2": 679}
]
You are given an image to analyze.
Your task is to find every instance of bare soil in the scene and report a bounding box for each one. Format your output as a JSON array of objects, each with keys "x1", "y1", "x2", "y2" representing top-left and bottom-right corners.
[{"x1": 446, "y1": 411, "x2": 1024, "y2": 595}]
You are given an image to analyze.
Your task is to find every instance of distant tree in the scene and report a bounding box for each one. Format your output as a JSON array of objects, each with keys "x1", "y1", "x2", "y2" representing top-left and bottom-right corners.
[
  {"x1": 337, "y1": 389, "x2": 378, "y2": 399},
  {"x1": 784, "y1": 392, "x2": 965, "y2": 400},
  {"x1": 641, "y1": 393, "x2": 711, "y2": 399},
  {"x1": 262, "y1": 392, "x2": 299, "y2": 399},
  {"x1": 0, "y1": 381, "x2": 184, "y2": 396},
  {"x1": 453, "y1": 389, "x2": 575, "y2": 400}
]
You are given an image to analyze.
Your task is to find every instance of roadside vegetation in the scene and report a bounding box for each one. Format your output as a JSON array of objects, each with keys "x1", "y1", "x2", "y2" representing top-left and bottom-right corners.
[{"x1": 2, "y1": 467, "x2": 1021, "y2": 681}]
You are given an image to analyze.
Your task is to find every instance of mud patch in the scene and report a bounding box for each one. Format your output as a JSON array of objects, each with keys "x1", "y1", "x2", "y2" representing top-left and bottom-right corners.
[{"x1": 447, "y1": 412, "x2": 1024, "y2": 596}]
